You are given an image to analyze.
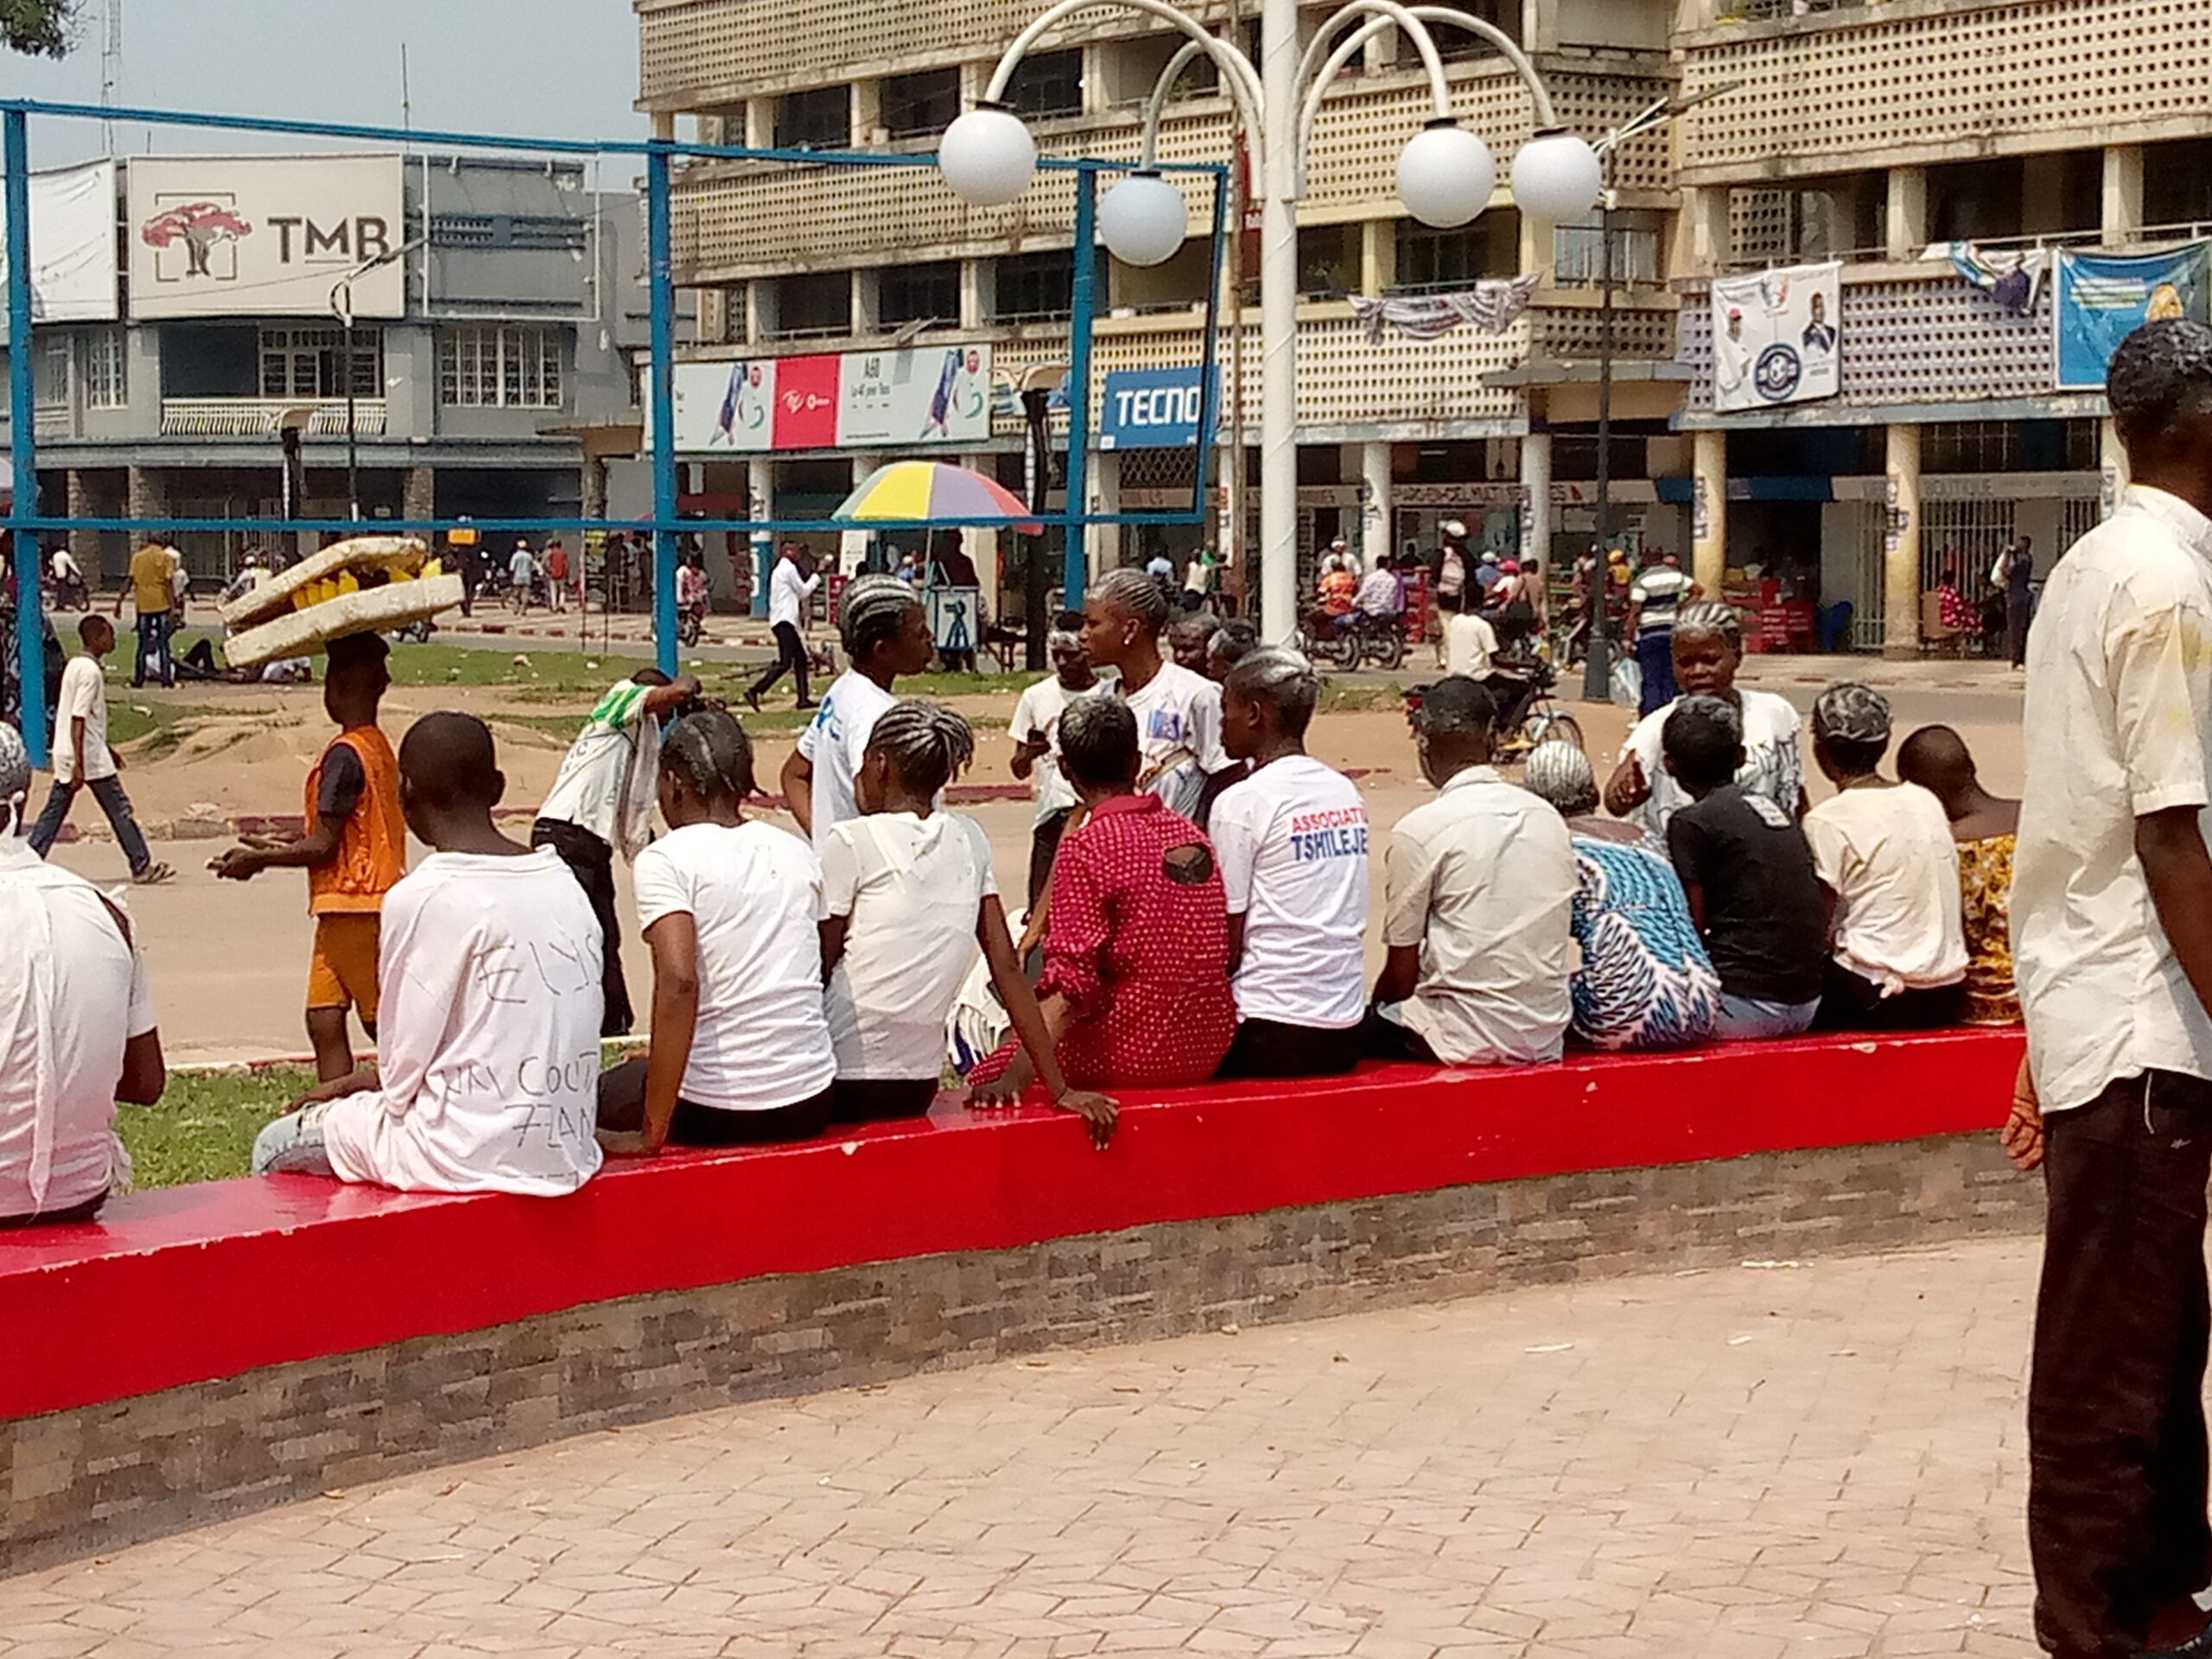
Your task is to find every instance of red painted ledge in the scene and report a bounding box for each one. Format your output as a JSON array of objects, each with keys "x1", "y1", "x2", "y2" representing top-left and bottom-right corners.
[{"x1": 0, "y1": 1028, "x2": 2024, "y2": 1422}]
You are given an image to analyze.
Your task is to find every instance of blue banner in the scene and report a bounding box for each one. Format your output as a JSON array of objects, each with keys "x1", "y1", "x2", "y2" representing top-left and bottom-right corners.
[
  {"x1": 2055, "y1": 244, "x2": 2211, "y2": 390},
  {"x1": 1099, "y1": 367, "x2": 1217, "y2": 451}
]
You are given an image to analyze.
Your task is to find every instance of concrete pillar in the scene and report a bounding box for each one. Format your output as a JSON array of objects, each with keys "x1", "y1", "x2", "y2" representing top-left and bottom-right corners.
[
  {"x1": 747, "y1": 458, "x2": 773, "y2": 617},
  {"x1": 1674, "y1": 185, "x2": 1730, "y2": 277},
  {"x1": 65, "y1": 469, "x2": 99, "y2": 577},
  {"x1": 1085, "y1": 449, "x2": 1120, "y2": 577},
  {"x1": 959, "y1": 257, "x2": 988, "y2": 330},
  {"x1": 1360, "y1": 440, "x2": 1394, "y2": 568},
  {"x1": 651, "y1": 111, "x2": 676, "y2": 142},
  {"x1": 403, "y1": 465, "x2": 435, "y2": 524},
  {"x1": 1885, "y1": 166, "x2": 1927, "y2": 262},
  {"x1": 1358, "y1": 219, "x2": 1395, "y2": 295},
  {"x1": 851, "y1": 79, "x2": 880, "y2": 145},
  {"x1": 745, "y1": 279, "x2": 774, "y2": 341},
  {"x1": 1691, "y1": 429, "x2": 1726, "y2": 597},
  {"x1": 961, "y1": 450, "x2": 1001, "y2": 609},
  {"x1": 853, "y1": 268, "x2": 880, "y2": 336},
  {"x1": 1519, "y1": 430, "x2": 1552, "y2": 582},
  {"x1": 2101, "y1": 417, "x2": 2130, "y2": 519},
  {"x1": 2103, "y1": 145, "x2": 2145, "y2": 245},
  {"x1": 1883, "y1": 423, "x2": 1922, "y2": 661},
  {"x1": 744, "y1": 98, "x2": 773, "y2": 148},
  {"x1": 1361, "y1": 18, "x2": 1394, "y2": 68}
]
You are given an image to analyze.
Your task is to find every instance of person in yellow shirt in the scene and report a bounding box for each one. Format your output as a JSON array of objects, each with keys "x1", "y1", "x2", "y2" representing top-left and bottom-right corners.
[{"x1": 118, "y1": 540, "x2": 179, "y2": 689}]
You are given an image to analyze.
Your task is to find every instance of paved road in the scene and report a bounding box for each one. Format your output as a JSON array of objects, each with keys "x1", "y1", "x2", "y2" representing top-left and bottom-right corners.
[{"x1": 0, "y1": 1237, "x2": 2044, "y2": 1657}]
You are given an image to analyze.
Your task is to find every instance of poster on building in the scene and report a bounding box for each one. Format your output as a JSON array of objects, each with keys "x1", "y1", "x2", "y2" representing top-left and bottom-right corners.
[
  {"x1": 840, "y1": 346, "x2": 991, "y2": 446},
  {"x1": 670, "y1": 346, "x2": 993, "y2": 453},
  {"x1": 2053, "y1": 244, "x2": 2211, "y2": 391},
  {"x1": 1100, "y1": 366, "x2": 1218, "y2": 450},
  {"x1": 125, "y1": 155, "x2": 406, "y2": 320},
  {"x1": 1710, "y1": 261, "x2": 1842, "y2": 413},
  {"x1": 0, "y1": 162, "x2": 119, "y2": 321}
]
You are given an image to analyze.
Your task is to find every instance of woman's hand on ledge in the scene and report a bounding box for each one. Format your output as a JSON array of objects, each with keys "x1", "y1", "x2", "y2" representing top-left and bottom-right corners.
[{"x1": 1054, "y1": 1089, "x2": 1118, "y2": 1151}]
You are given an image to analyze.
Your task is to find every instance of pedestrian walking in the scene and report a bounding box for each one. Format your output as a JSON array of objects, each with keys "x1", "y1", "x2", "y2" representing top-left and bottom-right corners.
[
  {"x1": 544, "y1": 539, "x2": 571, "y2": 613},
  {"x1": 747, "y1": 542, "x2": 821, "y2": 712},
  {"x1": 119, "y1": 538, "x2": 179, "y2": 688},
  {"x1": 1999, "y1": 534, "x2": 2035, "y2": 669},
  {"x1": 27, "y1": 615, "x2": 174, "y2": 885},
  {"x1": 2011, "y1": 319, "x2": 2212, "y2": 1659},
  {"x1": 1624, "y1": 550, "x2": 1695, "y2": 717}
]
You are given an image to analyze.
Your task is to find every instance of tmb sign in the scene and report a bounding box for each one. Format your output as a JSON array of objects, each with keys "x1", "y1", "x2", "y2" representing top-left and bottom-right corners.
[
  {"x1": 126, "y1": 155, "x2": 407, "y2": 320},
  {"x1": 1100, "y1": 366, "x2": 1218, "y2": 450}
]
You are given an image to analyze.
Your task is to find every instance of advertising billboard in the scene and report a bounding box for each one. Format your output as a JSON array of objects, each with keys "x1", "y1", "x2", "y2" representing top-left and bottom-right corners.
[
  {"x1": 1100, "y1": 366, "x2": 1217, "y2": 449},
  {"x1": 2053, "y1": 244, "x2": 2210, "y2": 391},
  {"x1": 125, "y1": 154, "x2": 407, "y2": 320},
  {"x1": 1710, "y1": 261, "x2": 1842, "y2": 414},
  {"x1": 670, "y1": 346, "x2": 993, "y2": 454},
  {"x1": 0, "y1": 162, "x2": 120, "y2": 322}
]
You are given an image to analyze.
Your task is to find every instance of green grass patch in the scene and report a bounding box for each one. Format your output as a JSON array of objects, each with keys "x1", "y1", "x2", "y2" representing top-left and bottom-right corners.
[
  {"x1": 1320, "y1": 678, "x2": 1413, "y2": 714},
  {"x1": 118, "y1": 1068, "x2": 314, "y2": 1188}
]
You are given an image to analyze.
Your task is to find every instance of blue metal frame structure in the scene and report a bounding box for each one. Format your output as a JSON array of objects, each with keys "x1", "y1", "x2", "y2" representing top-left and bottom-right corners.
[{"x1": 1, "y1": 97, "x2": 1230, "y2": 764}]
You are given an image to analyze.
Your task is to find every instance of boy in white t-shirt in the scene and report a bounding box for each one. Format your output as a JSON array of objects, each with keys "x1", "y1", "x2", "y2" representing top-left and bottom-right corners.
[
  {"x1": 821, "y1": 700, "x2": 1116, "y2": 1145},
  {"x1": 251, "y1": 714, "x2": 605, "y2": 1197},
  {"x1": 781, "y1": 575, "x2": 938, "y2": 854},
  {"x1": 1078, "y1": 567, "x2": 1235, "y2": 826},
  {"x1": 25, "y1": 615, "x2": 173, "y2": 885},
  {"x1": 594, "y1": 711, "x2": 842, "y2": 1153},
  {"x1": 1008, "y1": 618, "x2": 1103, "y2": 906},
  {"x1": 1209, "y1": 647, "x2": 1372, "y2": 1078}
]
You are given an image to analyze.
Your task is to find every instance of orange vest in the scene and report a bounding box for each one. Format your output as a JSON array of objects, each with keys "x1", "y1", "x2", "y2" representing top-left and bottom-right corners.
[{"x1": 306, "y1": 728, "x2": 405, "y2": 915}]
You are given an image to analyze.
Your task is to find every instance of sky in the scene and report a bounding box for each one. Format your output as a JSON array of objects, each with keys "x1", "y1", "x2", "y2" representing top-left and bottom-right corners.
[{"x1": 6, "y1": 0, "x2": 649, "y2": 165}]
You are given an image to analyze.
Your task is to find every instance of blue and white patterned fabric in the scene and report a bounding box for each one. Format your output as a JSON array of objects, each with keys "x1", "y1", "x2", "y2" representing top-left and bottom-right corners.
[{"x1": 1567, "y1": 834, "x2": 1722, "y2": 1052}]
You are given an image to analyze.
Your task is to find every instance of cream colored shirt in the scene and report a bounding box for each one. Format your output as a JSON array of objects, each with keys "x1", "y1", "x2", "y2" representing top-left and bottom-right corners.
[
  {"x1": 1381, "y1": 764, "x2": 1574, "y2": 1065},
  {"x1": 2014, "y1": 485, "x2": 2212, "y2": 1112},
  {"x1": 1804, "y1": 782, "x2": 1967, "y2": 995}
]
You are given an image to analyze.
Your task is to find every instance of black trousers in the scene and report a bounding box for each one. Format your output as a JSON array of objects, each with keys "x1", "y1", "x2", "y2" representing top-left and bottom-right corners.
[
  {"x1": 1217, "y1": 1017, "x2": 1363, "y2": 1080},
  {"x1": 831, "y1": 1077, "x2": 940, "y2": 1122},
  {"x1": 596, "y1": 1057, "x2": 834, "y2": 1145},
  {"x1": 748, "y1": 620, "x2": 812, "y2": 705},
  {"x1": 1811, "y1": 961, "x2": 1966, "y2": 1033},
  {"x1": 2009, "y1": 592, "x2": 2032, "y2": 668},
  {"x1": 531, "y1": 818, "x2": 632, "y2": 1038},
  {"x1": 1027, "y1": 808, "x2": 1074, "y2": 912},
  {"x1": 2031, "y1": 1071, "x2": 2212, "y2": 1657}
]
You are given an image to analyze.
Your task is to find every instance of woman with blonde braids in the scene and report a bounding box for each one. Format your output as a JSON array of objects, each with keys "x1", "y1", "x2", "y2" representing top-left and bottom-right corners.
[{"x1": 821, "y1": 699, "x2": 1117, "y2": 1143}]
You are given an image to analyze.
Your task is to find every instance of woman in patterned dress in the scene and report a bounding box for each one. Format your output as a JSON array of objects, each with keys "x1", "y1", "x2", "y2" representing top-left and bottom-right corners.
[{"x1": 1524, "y1": 743, "x2": 1721, "y2": 1051}]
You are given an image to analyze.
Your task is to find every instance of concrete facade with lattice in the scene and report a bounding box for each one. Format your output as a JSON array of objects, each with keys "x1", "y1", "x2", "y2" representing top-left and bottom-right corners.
[
  {"x1": 635, "y1": 0, "x2": 1691, "y2": 595},
  {"x1": 1669, "y1": 0, "x2": 2212, "y2": 656}
]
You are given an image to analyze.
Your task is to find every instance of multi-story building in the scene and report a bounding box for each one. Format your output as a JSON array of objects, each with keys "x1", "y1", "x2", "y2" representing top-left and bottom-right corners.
[
  {"x1": 636, "y1": 0, "x2": 1688, "y2": 607},
  {"x1": 1669, "y1": 0, "x2": 2212, "y2": 655},
  {"x1": 5, "y1": 151, "x2": 650, "y2": 583}
]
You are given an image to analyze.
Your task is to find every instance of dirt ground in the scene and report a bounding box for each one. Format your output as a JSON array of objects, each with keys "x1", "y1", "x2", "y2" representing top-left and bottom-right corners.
[{"x1": 39, "y1": 661, "x2": 2023, "y2": 1068}]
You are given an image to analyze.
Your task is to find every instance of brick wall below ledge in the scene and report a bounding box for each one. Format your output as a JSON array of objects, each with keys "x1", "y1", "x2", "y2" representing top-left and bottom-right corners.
[{"x1": 0, "y1": 1133, "x2": 2039, "y2": 1574}]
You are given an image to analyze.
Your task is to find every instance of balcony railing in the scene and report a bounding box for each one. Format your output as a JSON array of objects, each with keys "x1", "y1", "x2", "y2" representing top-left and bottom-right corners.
[{"x1": 159, "y1": 398, "x2": 389, "y2": 438}]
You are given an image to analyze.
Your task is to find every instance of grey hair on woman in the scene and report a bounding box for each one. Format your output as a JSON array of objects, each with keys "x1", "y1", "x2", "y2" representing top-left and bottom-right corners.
[
  {"x1": 1090, "y1": 566, "x2": 1170, "y2": 633},
  {"x1": 0, "y1": 721, "x2": 29, "y2": 835},
  {"x1": 839, "y1": 574, "x2": 922, "y2": 659},
  {"x1": 661, "y1": 709, "x2": 755, "y2": 800},
  {"x1": 1671, "y1": 599, "x2": 1744, "y2": 657},
  {"x1": 1224, "y1": 645, "x2": 1321, "y2": 737},
  {"x1": 866, "y1": 698, "x2": 976, "y2": 798},
  {"x1": 1522, "y1": 740, "x2": 1599, "y2": 817}
]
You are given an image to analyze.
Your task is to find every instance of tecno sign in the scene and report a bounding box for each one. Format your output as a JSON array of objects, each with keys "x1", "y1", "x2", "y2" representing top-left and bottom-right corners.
[
  {"x1": 1100, "y1": 367, "x2": 1218, "y2": 450},
  {"x1": 127, "y1": 155, "x2": 407, "y2": 320}
]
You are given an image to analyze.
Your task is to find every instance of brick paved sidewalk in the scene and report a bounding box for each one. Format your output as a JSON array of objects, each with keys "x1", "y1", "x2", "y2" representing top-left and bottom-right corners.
[{"x1": 0, "y1": 1239, "x2": 2045, "y2": 1659}]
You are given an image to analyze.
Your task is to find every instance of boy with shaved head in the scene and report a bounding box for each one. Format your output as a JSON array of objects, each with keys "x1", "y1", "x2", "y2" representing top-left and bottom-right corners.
[{"x1": 251, "y1": 712, "x2": 605, "y2": 1196}]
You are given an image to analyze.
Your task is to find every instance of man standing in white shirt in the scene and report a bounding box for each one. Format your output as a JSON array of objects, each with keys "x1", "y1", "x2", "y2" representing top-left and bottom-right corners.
[
  {"x1": 1079, "y1": 567, "x2": 1235, "y2": 826},
  {"x1": 253, "y1": 713, "x2": 605, "y2": 1196},
  {"x1": 1008, "y1": 618, "x2": 1103, "y2": 907},
  {"x1": 1211, "y1": 648, "x2": 1370, "y2": 1077},
  {"x1": 746, "y1": 542, "x2": 823, "y2": 713},
  {"x1": 2010, "y1": 320, "x2": 2212, "y2": 1659},
  {"x1": 26, "y1": 616, "x2": 173, "y2": 885},
  {"x1": 0, "y1": 723, "x2": 166, "y2": 1226},
  {"x1": 1370, "y1": 676, "x2": 1574, "y2": 1066}
]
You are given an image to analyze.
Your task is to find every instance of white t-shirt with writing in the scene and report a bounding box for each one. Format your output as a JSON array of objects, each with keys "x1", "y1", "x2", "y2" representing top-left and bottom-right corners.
[
  {"x1": 632, "y1": 819, "x2": 836, "y2": 1112},
  {"x1": 823, "y1": 811, "x2": 998, "y2": 1081},
  {"x1": 1008, "y1": 674, "x2": 1103, "y2": 826},
  {"x1": 0, "y1": 839, "x2": 157, "y2": 1218},
  {"x1": 1622, "y1": 687, "x2": 1805, "y2": 842},
  {"x1": 1805, "y1": 782, "x2": 1968, "y2": 995},
  {"x1": 798, "y1": 669, "x2": 899, "y2": 853},
  {"x1": 54, "y1": 655, "x2": 116, "y2": 784},
  {"x1": 316, "y1": 849, "x2": 606, "y2": 1197},
  {"x1": 1120, "y1": 660, "x2": 1227, "y2": 821},
  {"x1": 1211, "y1": 754, "x2": 1371, "y2": 1028}
]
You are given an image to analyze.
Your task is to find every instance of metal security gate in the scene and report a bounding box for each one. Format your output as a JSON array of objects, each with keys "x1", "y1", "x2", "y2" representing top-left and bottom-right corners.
[{"x1": 1923, "y1": 499, "x2": 2016, "y2": 598}]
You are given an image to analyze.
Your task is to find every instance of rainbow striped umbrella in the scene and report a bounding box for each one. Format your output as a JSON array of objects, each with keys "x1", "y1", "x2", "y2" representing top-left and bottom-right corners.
[{"x1": 835, "y1": 461, "x2": 1039, "y2": 531}]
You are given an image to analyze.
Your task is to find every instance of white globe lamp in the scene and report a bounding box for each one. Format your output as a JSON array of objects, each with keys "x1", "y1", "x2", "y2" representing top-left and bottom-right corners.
[
  {"x1": 1099, "y1": 169, "x2": 1188, "y2": 267},
  {"x1": 1395, "y1": 121, "x2": 1495, "y2": 230},
  {"x1": 1510, "y1": 130, "x2": 1604, "y2": 222},
  {"x1": 938, "y1": 105, "x2": 1038, "y2": 207}
]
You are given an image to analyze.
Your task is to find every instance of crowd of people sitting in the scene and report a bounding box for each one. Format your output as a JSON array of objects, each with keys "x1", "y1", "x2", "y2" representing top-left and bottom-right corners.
[{"x1": 0, "y1": 562, "x2": 2018, "y2": 1224}]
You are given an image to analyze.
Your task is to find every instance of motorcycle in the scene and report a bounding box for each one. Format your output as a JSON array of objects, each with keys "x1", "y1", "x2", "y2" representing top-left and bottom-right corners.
[
  {"x1": 1403, "y1": 654, "x2": 1583, "y2": 757},
  {"x1": 676, "y1": 601, "x2": 705, "y2": 648},
  {"x1": 1295, "y1": 606, "x2": 1406, "y2": 673}
]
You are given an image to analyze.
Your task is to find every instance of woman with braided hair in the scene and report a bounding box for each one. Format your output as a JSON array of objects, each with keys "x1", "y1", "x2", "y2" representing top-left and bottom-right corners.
[
  {"x1": 781, "y1": 574, "x2": 937, "y2": 853},
  {"x1": 596, "y1": 710, "x2": 839, "y2": 1154},
  {"x1": 821, "y1": 699, "x2": 1116, "y2": 1144},
  {"x1": 1078, "y1": 566, "x2": 1234, "y2": 827}
]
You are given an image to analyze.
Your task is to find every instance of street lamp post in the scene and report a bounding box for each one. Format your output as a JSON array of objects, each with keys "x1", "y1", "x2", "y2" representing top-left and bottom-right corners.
[
  {"x1": 329, "y1": 234, "x2": 428, "y2": 524},
  {"x1": 938, "y1": 0, "x2": 1601, "y2": 641}
]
